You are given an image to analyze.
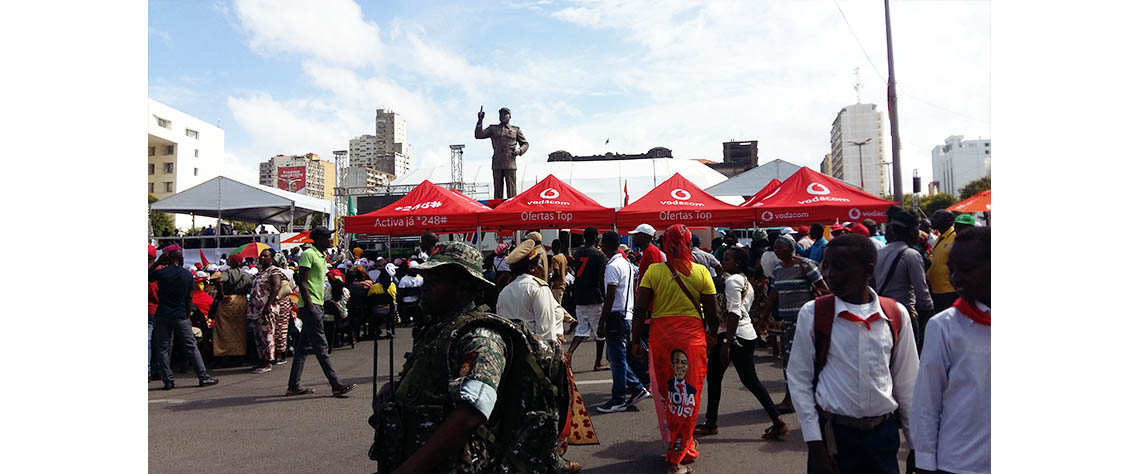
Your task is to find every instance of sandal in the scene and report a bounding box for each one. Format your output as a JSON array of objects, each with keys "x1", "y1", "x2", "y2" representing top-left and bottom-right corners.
[
  {"x1": 693, "y1": 424, "x2": 719, "y2": 436},
  {"x1": 594, "y1": 364, "x2": 610, "y2": 371},
  {"x1": 761, "y1": 421, "x2": 788, "y2": 440},
  {"x1": 560, "y1": 460, "x2": 582, "y2": 473}
]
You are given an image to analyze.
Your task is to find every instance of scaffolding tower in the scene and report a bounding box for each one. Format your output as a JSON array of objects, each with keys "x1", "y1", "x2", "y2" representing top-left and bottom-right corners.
[{"x1": 449, "y1": 144, "x2": 465, "y2": 190}]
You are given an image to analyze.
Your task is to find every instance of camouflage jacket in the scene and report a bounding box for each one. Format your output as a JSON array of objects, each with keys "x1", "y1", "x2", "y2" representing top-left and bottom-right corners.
[{"x1": 371, "y1": 303, "x2": 566, "y2": 473}]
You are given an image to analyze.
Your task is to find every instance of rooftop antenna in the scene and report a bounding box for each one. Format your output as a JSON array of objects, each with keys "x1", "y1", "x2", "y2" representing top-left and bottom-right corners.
[{"x1": 854, "y1": 67, "x2": 863, "y2": 104}]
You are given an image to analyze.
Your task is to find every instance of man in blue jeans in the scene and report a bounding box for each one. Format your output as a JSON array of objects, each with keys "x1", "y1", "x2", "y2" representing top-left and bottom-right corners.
[
  {"x1": 595, "y1": 232, "x2": 651, "y2": 413},
  {"x1": 287, "y1": 226, "x2": 357, "y2": 398}
]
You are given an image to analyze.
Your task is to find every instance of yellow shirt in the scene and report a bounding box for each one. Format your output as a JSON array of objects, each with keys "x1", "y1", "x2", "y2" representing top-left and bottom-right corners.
[
  {"x1": 927, "y1": 228, "x2": 957, "y2": 294},
  {"x1": 639, "y1": 262, "x2": 716, "y2": 318}
]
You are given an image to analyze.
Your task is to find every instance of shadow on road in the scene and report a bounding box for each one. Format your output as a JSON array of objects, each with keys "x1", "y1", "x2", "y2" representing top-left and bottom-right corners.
[
  {"x1": 163, "y1": 394, "x2": 324, "y2": 412},
  {"x1": 583, "y1": 439, "x2": 666, "y2": 473}
]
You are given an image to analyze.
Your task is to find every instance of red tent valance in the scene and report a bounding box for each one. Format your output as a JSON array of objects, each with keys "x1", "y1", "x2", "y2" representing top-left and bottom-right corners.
[
  {"x1": 344, "y1": 180, "x2": 490, "y2": 235},
  {"x1": 617, "y1": 173, "x2": 754, "y2": 231},
  {"x1": 480, "y1": 174, "x2": 615, "y2": 230},
  {"x1": 750, "y1": 167, "x2": 895, "y2": 226}
]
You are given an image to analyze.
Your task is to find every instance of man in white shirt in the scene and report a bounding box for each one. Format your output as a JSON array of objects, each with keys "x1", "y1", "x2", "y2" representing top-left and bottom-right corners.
[
  {"x1": 595, "y1": 231, "x2": 650, "y2": 413},
  {"x1": 912, "y1": 227, "x2": 990, "y2": 474},
  {"x1": 496, "y1": 239, "x2": 562, "y2": 346},
  {"x1": 786, "y1": 234, "x2": 920, "y2": 473}
]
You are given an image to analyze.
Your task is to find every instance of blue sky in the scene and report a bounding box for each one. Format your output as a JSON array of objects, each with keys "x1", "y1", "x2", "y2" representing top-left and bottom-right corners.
[{"x1": 148, "y1": 0, "x2": 990, "y2": 188}]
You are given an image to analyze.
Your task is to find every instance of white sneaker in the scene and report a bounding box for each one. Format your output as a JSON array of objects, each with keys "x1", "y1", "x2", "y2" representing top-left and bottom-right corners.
[
  {"x1": 596, "y1": 400, "x2": 628, "y2": 413},
  {"x1": 626, "y1": 387, "x2": 651, "y2": 407}
]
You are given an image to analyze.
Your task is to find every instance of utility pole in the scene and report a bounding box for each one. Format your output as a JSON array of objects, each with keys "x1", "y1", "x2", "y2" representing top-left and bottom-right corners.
[
  {"x1": 847, "y1": 138, "x2": 872, "y2": 190},
  {"x1": 884, "y1": 0, "x2": 904, "y2": 203}
]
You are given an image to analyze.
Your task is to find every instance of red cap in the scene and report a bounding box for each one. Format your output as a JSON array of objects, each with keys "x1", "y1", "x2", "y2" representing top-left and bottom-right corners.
[
  {"x1": 327, "y1": 269, "x2": 344, "y2": 282},
  {"x1": 849, "y1": 223, "x2": 870, "y2": 237},
  {"x1": 148, "y1": 245, "x2": 157, "y2": 258},
  {"x1": 797, "y1": 226, "x2": 810, "y2": 235}
]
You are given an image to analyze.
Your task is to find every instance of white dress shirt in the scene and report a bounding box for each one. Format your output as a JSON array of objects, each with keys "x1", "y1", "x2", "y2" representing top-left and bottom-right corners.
[
  {"x1": 496, "y1": 273, "x2": 559, "y2": 343},
  {"x1": 603, "y1": 253, "x2": 635, "y2": 320},
  {"x1": 912, "y1": 301, "x2": 990, "y2": 474},
  {"x1": 786, "y1": 289, "x2": 920, "y2": 445},
  {"x1": 722, "y1": 273, "x2": 757, "y2": 340}
]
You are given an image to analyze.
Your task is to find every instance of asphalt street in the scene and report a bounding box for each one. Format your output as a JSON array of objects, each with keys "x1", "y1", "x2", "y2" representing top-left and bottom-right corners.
[{"x1": 149, "y1": 326, "x2": 910, "y2": 473}]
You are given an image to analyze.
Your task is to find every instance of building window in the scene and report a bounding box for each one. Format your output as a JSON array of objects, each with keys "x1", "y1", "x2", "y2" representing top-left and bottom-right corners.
[
  {"x1": 149, "y1": 163, "x2": 155, "y2": 175},
  {"x1": 156, "y1": 116, "x2": 170, "y2": 129},
  {"x1": 194, "y1": 149, "x2": 199, "y2": 157},
  {"x1": 186, "y1": 129, "x2": 199, "y2": 139},
  {"x1": 149, "y1": 182, "x2": 154, "y2": 193},
  {"x1": 985, "y1": 150, "x2": 990, "y2": 154},
  {"x1": 163, "y1": 162, "x2": 174, "y2": 173},
  {"x1": 165, "y1": 145, "x2": 174, "y2": 155},
  {"x1": 164, "y1": 182, "x2": 173, "y2": 193},
  {"x1": 149, "y1": 146, "x2": 156, "y2": 156},
  {"x1": 194, "y1": 168, "x2": 198, "y2": 176}
]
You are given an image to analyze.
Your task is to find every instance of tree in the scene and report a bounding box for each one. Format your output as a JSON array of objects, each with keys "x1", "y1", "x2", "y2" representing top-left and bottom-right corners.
[
  {"x1": 959, "y1": 176, "x2": 991, "y2": 200},
  {"x1": 922, "y1": 193, "x2": 959, "y2": 216},
  {"x1": 149, "y1": 194, "x2": 175, "y2": 237}
]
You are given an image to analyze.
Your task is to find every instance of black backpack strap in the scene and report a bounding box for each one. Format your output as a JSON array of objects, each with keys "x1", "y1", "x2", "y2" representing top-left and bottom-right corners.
[{"x1": 872, "y1": 249, "x2": 906, "y2": 293}]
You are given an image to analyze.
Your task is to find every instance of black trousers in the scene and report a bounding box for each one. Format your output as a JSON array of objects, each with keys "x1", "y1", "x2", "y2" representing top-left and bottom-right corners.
[
  {"x1": 808, "y1": 415, "x2": 900, "y2": 473},
  {"x1": 705, "y1": 337, "x2": 780, "y2": 426},
  {"x1": 288, "y1": 304, "x2": 342, "y2": 390},
  {"x1": 153, "y1": 317, "x2": 209, "y2": 383}
]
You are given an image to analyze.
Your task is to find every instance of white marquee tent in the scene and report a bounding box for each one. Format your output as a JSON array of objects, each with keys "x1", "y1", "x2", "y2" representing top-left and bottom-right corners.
[{"x1": 150, "y1": 176, "x2": 332, "y2": 226}]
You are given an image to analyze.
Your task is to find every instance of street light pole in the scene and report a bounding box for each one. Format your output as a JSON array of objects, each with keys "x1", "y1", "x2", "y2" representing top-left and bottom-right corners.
[{"x1": 847, "y1": 138, "x2": 872, "y2": 190}]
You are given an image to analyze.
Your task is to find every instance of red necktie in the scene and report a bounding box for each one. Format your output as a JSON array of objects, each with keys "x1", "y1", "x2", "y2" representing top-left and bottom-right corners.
[
  {"x1": 838, "y1": 311, "x2": 881, "y2": 330},
  {"x1": 953, "y1": 298, "x2": 991, "y2": 326}
]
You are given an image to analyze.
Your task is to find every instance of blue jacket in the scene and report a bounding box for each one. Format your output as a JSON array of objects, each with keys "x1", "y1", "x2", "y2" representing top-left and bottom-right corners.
[{"x1": 797, "y1": 238, "x2": 828, "y2": 263}]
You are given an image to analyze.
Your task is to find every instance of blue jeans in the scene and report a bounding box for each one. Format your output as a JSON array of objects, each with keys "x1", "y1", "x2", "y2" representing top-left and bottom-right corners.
[
  {"x1": 148, "y1": 314, "x2": 154, "y2": 378},
  {"x1": 604, "y1": 313, "x2": 643, "y2": 404}
]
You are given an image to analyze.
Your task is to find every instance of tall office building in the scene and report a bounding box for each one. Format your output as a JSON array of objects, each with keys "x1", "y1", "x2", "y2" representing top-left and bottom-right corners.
[
  {"x1": 258, "y1": 153, "x2": 336, "y2": 201},
  {"x1": 349, "y1": 134, "x2": 380, "y2": 168},
  {"x1": 148, "y1": 98, "x2": 224, "y2": 228},
  {"x1": 827, "y1": 103, "x2": 886, "y2": 197},
  {"x1": 375, "y1": 109, "x2": 411, "y2": 177},
  {"x1": 931, "y1": 135, "x2": 990, "y2": 197}
]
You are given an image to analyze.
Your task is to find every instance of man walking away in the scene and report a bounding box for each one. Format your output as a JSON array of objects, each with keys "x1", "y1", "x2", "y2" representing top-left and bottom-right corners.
[
  {"x1": 874, "y1": 210, "x2": 936, "y2": 352},
  {"x1": 912, "y1": 227, "x2": 991, "y2": 474},
  {"x1": 926, "y1": 210, "x2": 957, "y2": 313},
  {"x1": 287, "y1": 226, "x2": 356, "y2": 398},
  {"x1": 786, "y1": 234, "x2": 919, "y2": 473},
  {"x1": 567, "y1": 227, "x2": 608, "y2": 371},
  {"x1": 150, "y1": 245, "x2": 218, "y2": 390}
]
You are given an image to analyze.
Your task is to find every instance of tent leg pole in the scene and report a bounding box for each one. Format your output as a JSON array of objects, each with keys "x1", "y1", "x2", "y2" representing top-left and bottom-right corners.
[{"x1": 387, "y1": 235, "x2": 392, "y2": 261}]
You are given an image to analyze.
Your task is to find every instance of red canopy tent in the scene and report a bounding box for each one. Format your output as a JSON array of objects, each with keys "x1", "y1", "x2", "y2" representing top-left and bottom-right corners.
[
  {"x1": 480, "y1": 174, "x2": 615, "y2": 230},
  {"x1": 740, "y1": 179, "x2": 782, "y2": 208},
  {"x1": 344, "y1": 180, "x2": 490, "y2": 235},
  {"x1": 750, "y1": 167, "x2": 895, "y2": 226},
  {"x1": 948, "y1": 189, "x2": 990, "y2": 213},
  {"x1": 617, "y1": 173, "x2": 755, "y2": 231}
]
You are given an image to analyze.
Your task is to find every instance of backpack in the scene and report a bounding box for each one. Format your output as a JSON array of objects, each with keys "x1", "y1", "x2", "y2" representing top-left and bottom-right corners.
[
  {"x1": 812, "y1": 294, "x2": 905, "y2": 388},
  {"x1": 370, "y1": 308, "x2": 568, "y2": 473}
]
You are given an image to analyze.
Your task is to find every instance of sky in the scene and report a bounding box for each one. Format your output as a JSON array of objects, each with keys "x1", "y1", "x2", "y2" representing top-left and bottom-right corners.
[{"x1": 148, "y1": 0, "x2": 990, "y2": 193}]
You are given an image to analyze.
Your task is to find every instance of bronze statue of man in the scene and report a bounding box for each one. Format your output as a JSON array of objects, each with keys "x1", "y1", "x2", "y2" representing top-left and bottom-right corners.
[{"x1": 475, "y1": 106, "x2": 529, "y2": 199}]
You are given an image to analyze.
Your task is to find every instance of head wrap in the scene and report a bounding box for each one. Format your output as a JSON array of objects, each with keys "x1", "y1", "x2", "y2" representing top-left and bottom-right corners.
[
  {"x1": 161, "y1": 244, "x2": 182, "y2": 253},
  {"x1": 663, "y1": 224, "x2": 695, "y2": 276},
  {"x1": 273, "y1": 252, "x2": 288, "y2": 268},
  {"x1": 776, "y1": 234, "x2": 798, "y2": 250},
  {"x1": 327, "y1": 269, "x2": 344, "y2": 283},
  {"x1": 226, "y1": 254, "x2": 243, "y2": 267},
  {"x1": 352, "y1": 247, "x2": 363, "y2": 259}
]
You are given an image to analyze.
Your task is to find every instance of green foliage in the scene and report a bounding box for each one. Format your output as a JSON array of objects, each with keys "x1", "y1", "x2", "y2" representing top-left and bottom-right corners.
[
  {"x1": 149, "y1": 194, "x2": 175, "y2": 236},
  {"x1": 232, "y1": 221, "x2": 258, "y2": 233},
  {"x1": 900, "y1": 193, "x2": 960, "y2": 217},
  {"x1": 959, "y1": 176, "x2": 991, "y2": 200}
]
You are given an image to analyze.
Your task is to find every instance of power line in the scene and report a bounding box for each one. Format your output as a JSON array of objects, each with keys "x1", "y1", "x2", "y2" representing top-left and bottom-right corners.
[{"x1": 833, "y1": 0, "x2": 886, "y2": 82}]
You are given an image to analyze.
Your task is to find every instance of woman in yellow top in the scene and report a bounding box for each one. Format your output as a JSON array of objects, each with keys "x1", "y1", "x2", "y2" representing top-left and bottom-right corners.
[
  {"x1": 631, "y1": 224, "x2": 719, "y2": 474},
  {"x1": 366, "y1": 267, "x2": 398, "y2": 339}
]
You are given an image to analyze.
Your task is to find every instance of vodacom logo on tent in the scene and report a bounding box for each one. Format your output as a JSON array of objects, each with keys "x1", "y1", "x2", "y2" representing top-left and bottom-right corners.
[
  {"x1": 670, "y1": 189, "x2": 692, "y2": 201},
  {"x1": 806, "y1": 182, "x2": 831, "y2": 195},
  {"x1": 539, "y1": 188, "x2": 560, "y2": 199},
  {"x1": 848, "y1": 208, "x2": 862, "y2": 220},
  {"x1": 760, "y1": 211, "x2": 774, "y2": 222}
]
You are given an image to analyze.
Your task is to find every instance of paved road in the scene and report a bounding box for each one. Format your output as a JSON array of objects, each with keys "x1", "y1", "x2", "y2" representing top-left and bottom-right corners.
[{"x1": 149, "y1": 326, "x2": 909, "y2": 473}]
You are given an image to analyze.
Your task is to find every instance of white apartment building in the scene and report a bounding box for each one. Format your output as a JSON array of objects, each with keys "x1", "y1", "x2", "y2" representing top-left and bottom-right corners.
[
  {"x1": 828, "y1": 103, "x2": 886, "y2": 197},
  {"x1": 148, "y1": 98, "x2": 223, "y2": 228},
  {"x1": 258, "y1": 153, "x2": 336, "y2": 201},
  {"x1": 349, "y1": 134, "x2": 380, "y2": 168},
  {"x1": 931, "y1": 135, "x2": 991, "y2": 197},
  {"x1": 342, "y1": 166, "x2": 395, "y2": 194}
]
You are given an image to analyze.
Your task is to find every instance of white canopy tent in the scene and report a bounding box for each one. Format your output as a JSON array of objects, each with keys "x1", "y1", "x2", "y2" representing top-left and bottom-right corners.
[{"x1": 150, "y1": 176, "x2": 331, "y2": 226}]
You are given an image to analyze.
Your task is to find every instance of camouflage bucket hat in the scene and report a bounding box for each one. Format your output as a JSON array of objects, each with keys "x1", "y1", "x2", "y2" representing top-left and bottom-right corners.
[{"x1": 415, "y1": 241, "x2": 494, "y2": 287}]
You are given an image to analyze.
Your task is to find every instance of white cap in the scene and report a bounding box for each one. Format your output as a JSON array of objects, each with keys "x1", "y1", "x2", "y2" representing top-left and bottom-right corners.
[
  {"x1": 408, "y1": 261, "x2": 419, "y2": 269},
  {"x1": 781, "y1": 227, "x2": 796, "y2": 235},
  {"x1": 629, "y1": 223, "x2": 657, "y2": 236}
]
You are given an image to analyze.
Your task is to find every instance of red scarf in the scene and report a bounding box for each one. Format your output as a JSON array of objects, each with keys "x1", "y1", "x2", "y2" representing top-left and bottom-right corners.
[
  {"x1": 953, "y1": 298, "x2": 990, "y2": 326},
  {"x1": 838, "y1": 311, "x2": 881, "y2": 330}
]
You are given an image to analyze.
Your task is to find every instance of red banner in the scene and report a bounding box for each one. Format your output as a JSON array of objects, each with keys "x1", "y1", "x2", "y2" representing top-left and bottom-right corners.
[{"x1": 277, "y1": 166, "x2": 306, "y2": 193}]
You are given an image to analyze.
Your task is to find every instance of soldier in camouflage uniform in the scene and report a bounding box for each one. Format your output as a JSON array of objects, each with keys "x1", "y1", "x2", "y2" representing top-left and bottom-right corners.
[{"x1": 370, "y1": 241, "x2": 565, "y2": 473}]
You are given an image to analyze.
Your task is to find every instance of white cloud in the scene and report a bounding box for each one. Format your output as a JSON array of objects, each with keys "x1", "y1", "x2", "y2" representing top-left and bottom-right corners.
[{"x1": 233, "y1": 0, "x2": 382, "y2": 67}]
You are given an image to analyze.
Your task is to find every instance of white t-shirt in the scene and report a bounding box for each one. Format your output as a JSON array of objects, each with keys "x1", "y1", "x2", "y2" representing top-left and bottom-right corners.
[
  {"x1": 603, "y1": 253, "x2": 635, "y2": 320},
  {"x1": 722, "y1": 273, "x2": 757, "y2": 340},
  {"x1": 760, "y1": 250, "x2": 780, "y2": 279}
]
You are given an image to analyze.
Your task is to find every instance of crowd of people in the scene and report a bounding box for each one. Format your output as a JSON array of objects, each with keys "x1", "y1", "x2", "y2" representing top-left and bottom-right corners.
[{"x1": 150, "y1": 204, "x2": 990, "y2": 473}]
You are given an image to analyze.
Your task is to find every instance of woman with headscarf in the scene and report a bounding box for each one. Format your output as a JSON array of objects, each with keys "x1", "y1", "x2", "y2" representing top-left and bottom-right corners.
[
  {"x1": 209, "y1": 254, "x2": 252, "y2": 361},
  {"x1": 248, "y1": 248, "x2": 291, "y2": 373},
  {"x1": 630, "y1": 224, "x2": 719, "y2": 474},
  {"x1": 757, "y1": 233, "x2": 830, "y2": 413}
]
